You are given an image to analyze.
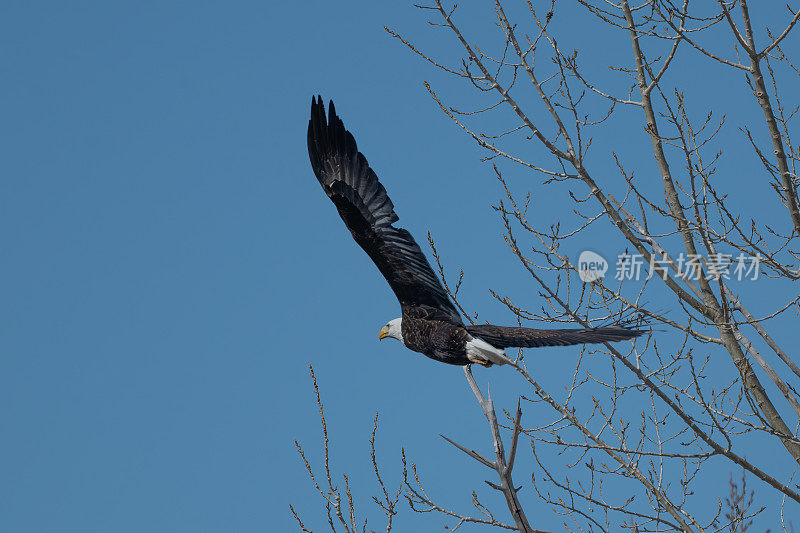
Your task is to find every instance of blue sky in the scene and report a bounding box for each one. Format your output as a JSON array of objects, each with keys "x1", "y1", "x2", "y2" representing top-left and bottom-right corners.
[{"x1": 2, "y1": 1, "x2": 798, "y2": 531}]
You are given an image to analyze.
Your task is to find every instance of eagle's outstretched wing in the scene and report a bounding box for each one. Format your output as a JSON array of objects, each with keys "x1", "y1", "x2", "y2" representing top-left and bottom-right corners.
[
  {"x1": 308, "y1": 96, "x2": 461, "y2": 323},
  {"x1": 466, "y1": 324, "x2": 643, "y2": 348}
]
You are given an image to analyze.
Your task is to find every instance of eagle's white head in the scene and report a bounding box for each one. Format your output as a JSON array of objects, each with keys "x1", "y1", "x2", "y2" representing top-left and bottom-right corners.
[{"x1": 378, "y1": 318, "x2": 403, "y2": 343}]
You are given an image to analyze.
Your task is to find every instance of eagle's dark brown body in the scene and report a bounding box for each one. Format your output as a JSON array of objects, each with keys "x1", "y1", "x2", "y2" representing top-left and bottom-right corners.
[
  {"x1": 401, "y1": 306, "x2": 473, "y2": 365},
  {"x1": 399, "y1": 305, "x2": 645, "y2": 366},
  {"x1": 307, "y1": 96, "x2": 645, "y2": 367}
]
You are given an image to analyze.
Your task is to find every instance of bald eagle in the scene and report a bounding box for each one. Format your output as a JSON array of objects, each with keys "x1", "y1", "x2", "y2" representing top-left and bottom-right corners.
[{"x1": 307, "y1": 96, "x2": 643, "y2": 367}]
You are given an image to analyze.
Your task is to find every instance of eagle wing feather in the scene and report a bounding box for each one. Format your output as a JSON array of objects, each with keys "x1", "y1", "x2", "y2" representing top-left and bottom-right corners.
[
  {"x1": 308, "y1": 96, "x2": 461, "y2": 323},
  {"x1": 467, "y1": 325, "x2": 643, "y2": 348}
]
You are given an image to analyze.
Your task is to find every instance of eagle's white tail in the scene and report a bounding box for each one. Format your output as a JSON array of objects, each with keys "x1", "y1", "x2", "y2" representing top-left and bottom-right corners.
[{"x1": 466, "y1": 336, "x2": 513, "y2": 366}]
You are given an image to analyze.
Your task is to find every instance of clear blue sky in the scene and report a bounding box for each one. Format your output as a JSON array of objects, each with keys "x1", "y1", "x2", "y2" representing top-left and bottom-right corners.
[{"x1": 2, "y1": 1, "x2": 797, "y2": 531}]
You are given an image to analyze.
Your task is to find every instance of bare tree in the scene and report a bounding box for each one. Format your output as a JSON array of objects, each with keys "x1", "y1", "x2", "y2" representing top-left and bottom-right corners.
[
  {"x1": 291, "y1": 365, "x2": 403, "y2": 533},
  {"x1": 294, "y1": 1, "x2": 800, "y2": 531}
]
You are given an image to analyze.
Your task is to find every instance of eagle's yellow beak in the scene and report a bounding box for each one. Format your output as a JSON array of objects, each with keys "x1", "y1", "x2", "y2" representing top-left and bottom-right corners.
[{"x1": 378, "y1": 325, "x2": 390, "y2": 341}]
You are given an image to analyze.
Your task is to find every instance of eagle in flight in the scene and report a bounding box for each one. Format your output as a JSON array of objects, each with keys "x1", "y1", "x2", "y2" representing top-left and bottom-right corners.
[{"x1": 307, "y1": 96, "x2": 643, "y2": 367}]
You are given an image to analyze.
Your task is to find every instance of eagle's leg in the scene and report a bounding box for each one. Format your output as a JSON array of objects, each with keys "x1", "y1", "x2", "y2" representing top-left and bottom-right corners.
[{"x1": 465, "y1": 336, "x2": 512, "y2": 366}]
